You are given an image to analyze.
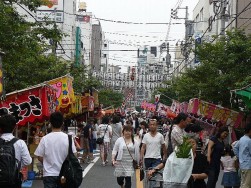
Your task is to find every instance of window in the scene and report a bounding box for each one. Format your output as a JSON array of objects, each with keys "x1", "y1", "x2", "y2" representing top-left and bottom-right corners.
[
  {"x1": 200, "y1": 8, "x2": 204, "y2": 22},
  {"x1": 104, "y1": 43, "x2": 107, "y2": 47}
]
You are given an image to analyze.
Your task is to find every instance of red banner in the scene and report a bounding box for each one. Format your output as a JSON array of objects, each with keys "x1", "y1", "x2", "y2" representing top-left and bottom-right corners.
[
  {"x1": 0, "y1": 84, "x2": 56, "y2": 126},
  {"x1": 187, "y1": 98, "x2": 243, "y2": 128}
]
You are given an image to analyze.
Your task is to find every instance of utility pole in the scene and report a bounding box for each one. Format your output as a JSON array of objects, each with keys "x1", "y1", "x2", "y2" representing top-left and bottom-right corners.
[
  {"x1": 213, "y1": 0, "x2": 227, "y2": 36},
  {"x1": 165, "y1": 42, "x2": 171, "y2": 71},
  {"x1": 184, "y1": 6, "x2": 189, "y2": 66},
  {"x1": 220, "y1": 0, "x2": 227, "y2": 36},
  {"x1": 52, "y1": 8, "x2": 57, "y2": 55}
]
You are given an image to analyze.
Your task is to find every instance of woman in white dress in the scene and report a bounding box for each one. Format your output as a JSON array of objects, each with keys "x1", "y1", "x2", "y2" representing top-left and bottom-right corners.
[{"x1": 112, "y1": 125, "x2": 140, "y2": 188}]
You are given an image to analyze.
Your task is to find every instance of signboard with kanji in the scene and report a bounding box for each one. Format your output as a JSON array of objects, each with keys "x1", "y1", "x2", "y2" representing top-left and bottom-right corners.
[{"x1": 0, "y1": 84, "x2": 56, "y2": 126}]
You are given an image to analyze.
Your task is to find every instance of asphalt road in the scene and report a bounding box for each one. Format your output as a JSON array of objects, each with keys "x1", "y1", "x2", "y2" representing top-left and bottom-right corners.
[{"x1": 29, "y1": 154, "x2": 223, "y2": 188}]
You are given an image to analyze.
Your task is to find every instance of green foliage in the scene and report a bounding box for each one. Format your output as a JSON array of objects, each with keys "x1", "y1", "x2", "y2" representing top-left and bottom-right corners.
[
  {"x1": 154, "y1": 29, "x2": 251, "y2": 109},
  {"x1": 0, "y1": 1, "x2": 68, "y2": 93},
  {"x1": 175, "y1": 137, "x2": 192, "y2": 158},
  {"x1": 82, "y1": 76, "x2": 102, "y2": 93},
  {"x1": 98, "y1": 89, "x2": 124, "y2": 108},
  {"x1": 154, "y1": 85, "x2": 177, "y2": 106}
]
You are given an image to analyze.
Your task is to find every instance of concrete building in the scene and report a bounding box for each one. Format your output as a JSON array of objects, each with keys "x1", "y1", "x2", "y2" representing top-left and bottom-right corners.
[
  {"x1": 91, "y1": 23, "x2": 102, "y2": 72},
  {"x1": 16, "y1": 0, "x2": 78, "y2": 62},
  {"x1": 101, "y1": 39, "x2": 109, "y2": 72},
  {"x1": 94, "y1": 45, "x2": 169, "y2": 107},
  {"x1": 236, "y1": 0, "x2": 251, "y2": 34},
  {"x1": 76, "y1": 2, "x2": 93, "y2": 68}
]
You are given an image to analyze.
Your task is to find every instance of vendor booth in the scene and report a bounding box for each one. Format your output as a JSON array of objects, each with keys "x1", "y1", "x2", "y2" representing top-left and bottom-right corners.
[{"x1": 0, "y1": 83, "x2": 56, "y2": 127}]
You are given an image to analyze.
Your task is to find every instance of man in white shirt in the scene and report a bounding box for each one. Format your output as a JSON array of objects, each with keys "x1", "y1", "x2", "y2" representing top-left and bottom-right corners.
[
  {"x1": 35, "y1": 112, "x2": 77, "y2": 188},
  {"x1": 140, "y1": 118, "x2": 167, "y2": 170},
  {"x1": 0, "y1": 114, "x2": 32, "y2": 188}
]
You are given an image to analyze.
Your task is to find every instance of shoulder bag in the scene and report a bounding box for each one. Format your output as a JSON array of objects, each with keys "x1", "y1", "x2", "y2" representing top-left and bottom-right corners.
[
  {"x1": 96, "y1": 124, "x2": 109, "y2": 145},
  {"x1": 123, "y1": 138, "x2": 138, "y2": 169}
]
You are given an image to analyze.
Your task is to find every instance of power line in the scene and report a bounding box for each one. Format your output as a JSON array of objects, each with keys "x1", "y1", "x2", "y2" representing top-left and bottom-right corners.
[
  {"x1": 16, "y1": 3, "x2": 72, "y2": 59},
  {"x1": 211, "y1": 1, "x2": 251, "y2": 43},
  {"x1": 201, "y1": 1, "x2": 251, "y2": 40}
]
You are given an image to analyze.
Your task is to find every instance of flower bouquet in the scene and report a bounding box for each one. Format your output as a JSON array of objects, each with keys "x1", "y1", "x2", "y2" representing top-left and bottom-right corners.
[{"x1": 163, "y1": 137, "x2": 194, "y2": 188}]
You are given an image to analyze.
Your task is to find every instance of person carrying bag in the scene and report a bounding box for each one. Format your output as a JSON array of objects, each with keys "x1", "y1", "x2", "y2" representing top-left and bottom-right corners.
[{"x1": 96, "y1": 124, "x2": 108, "y2": 145}]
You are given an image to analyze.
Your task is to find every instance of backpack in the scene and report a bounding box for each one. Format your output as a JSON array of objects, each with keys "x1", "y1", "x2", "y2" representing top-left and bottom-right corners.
[
  {"x1": 59, "y1": 135, "x2": 83, "y2": 188},
  {"x1": 0, "y1": 138, "x2": 21, "y2": 186}
]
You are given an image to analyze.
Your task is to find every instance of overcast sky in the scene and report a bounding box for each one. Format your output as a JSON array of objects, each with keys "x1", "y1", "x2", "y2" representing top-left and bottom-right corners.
[{"x1": 80, "y1": 0, "x2": 199, "y2": 72}]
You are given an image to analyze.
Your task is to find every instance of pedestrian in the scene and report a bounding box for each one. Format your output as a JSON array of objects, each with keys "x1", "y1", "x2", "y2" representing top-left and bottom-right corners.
[
  {"x1": 97, "y1": 116, "x2": 112, "y2": 166},
  {"x1": 92, "y1": 118, "x2": 98, "y2": 150},
  {"x1": 185, "y1": 121, "x2": 204, "y2": 153},
  {"x1": 221, "y1": 144, "x2": 240, "y2": 188},
  {"x1": 112, "y1": 125, "x2": 140, "y2": 188},
  {"x1": 0, "y1": 114, "x2": 32, "y2": 188},
  {"x1": 82, "y1": 119, "x2": 92, "y2": 163},
  {"x1": 169, "y1": 112, "x2": 190, "y2": 152},
  {"x1": 111, "y1": 115, "x2": 123, "y2": 149},
  {"x1": 148, "y1": 137, "x2": 209, "y2": 188},
  {"x1": 140, "y1": 118, "x2": 167, "y2": 188},
  {"x1": 207, "y1": 126, "x2": 229, "y2": 188},
  {"x1": 132, "y1": 113, "x2": 139, "y2": 134},
  {"x1": 138, "y1": 121, "x2": 147, "y2": 149},
  {"x1": 233, "y1": 123, "x2": 251, "y2": 188},
  {"x1": 34, "y1": 112, "x2": 77, "y2": 188}
]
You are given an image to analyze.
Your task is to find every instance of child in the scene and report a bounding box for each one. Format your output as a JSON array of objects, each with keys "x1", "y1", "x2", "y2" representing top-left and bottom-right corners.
[{"x1": 220, "y1": 144, "x2": 240, "y2": 188}]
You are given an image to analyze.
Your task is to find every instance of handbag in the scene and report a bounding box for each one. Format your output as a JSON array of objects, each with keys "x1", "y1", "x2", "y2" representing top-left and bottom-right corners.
[
  {"x1": 124, "y1": 138, "x2": 139, "y2": 169},
  {"x1": 96, "y1": 125, "x2": 109, "y2": 145}
]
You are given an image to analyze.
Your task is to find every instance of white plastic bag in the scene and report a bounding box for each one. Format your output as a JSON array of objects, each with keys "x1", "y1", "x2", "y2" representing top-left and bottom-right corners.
[{"x1": 163, "y1": 149, "x2": 193, "y2": 186}]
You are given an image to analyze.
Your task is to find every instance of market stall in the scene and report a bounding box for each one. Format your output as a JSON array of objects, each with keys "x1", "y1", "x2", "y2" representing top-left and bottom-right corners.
[
  {"x1": 0, "y1": 83, "x2": 57, "y2": 176},
  {"x1": 0, "y1": 83, "x2": 56, "y2": 127}
]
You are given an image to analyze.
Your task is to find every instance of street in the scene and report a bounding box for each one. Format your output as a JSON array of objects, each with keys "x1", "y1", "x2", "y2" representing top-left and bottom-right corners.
[{"x1": 29, "y1": 154, "x2": 223, "y2": 188}]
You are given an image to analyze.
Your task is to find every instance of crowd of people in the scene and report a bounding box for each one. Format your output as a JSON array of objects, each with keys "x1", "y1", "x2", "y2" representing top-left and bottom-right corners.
[
  {"x1": 0, "y1": 111, "x2": 250, "y2": 188},
  {"x1": 76, "y1": 112, "x2": 251, "y2": 188}
]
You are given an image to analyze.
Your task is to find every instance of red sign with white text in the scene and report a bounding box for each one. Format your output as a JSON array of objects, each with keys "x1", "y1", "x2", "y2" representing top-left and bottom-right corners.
[{"x1": 0, "y1": 85, "x2": 56, "y2": 126}]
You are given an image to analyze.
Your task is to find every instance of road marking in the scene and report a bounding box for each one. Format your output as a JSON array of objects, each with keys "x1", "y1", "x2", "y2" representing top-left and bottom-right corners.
[{"x1": 82, "y1": 157, "x2": 100, "y2": 178}]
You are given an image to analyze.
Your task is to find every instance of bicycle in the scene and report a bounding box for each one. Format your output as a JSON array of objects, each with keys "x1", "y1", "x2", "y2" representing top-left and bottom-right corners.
[{"x1": 143, "y1": 167, "x2": 164, "y2": 188}]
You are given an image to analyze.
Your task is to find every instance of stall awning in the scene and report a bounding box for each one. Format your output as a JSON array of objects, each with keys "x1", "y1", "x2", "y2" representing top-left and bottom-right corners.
[
  {"x1": 0, "y1": 83, "x2": 57, "y2": 126},
  {"x1": 232, "y1": 85, "x2": 251, "y2": 108}
]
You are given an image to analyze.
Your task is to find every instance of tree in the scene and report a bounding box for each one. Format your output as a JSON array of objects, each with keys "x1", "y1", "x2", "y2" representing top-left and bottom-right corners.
[
  {"x1": 194, "y1": 29, "x2": 251, "y2": 107},
  {"x1": 0, "y1": 1, "x2": 68, "y2": 93},
  {"x1": 153, "y1": 81, "x2": 177, "y2": 106},
  {"x1": 154, "y1": 29, "x2": 251, "y2": 109},
  {"x1": 98, "y1": 89, "x2": 124, "y2": 108}
]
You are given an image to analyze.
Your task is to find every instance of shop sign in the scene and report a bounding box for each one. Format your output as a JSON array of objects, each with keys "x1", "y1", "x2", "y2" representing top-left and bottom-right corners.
[{"x1": 0, "y1": 85, "x2": 56, "y2": 126}]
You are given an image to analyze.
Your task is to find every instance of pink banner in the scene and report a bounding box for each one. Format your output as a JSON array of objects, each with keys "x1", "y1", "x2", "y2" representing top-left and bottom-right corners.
[
  {"x1": 188, "y1": 98, "x2": 243, "y2": 128},
  {"x1": 141, "y1": 101, "x2": 156, "y2": 112}
]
